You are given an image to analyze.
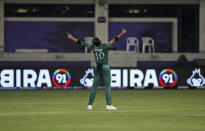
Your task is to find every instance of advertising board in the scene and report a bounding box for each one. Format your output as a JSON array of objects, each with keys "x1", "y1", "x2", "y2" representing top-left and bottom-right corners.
[{"x1": 0, "y1": 64, "x2": 204, "y2": 89}]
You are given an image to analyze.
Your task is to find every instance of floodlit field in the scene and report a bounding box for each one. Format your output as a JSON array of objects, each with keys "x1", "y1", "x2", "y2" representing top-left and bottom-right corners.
[{"x1": 0, "y1": 90, "x2": 205, "y2": 131}]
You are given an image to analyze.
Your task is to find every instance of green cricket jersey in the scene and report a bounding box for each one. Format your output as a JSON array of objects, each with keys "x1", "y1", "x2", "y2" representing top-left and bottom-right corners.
[{"x1": 80, "y1": 42, "x2": 111, "y2": 65}]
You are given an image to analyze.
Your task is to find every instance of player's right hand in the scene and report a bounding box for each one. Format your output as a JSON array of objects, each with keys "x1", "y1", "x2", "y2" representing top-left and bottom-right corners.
[{"x1": 67, "y1": 33, "x2": 73, "y2": 39}]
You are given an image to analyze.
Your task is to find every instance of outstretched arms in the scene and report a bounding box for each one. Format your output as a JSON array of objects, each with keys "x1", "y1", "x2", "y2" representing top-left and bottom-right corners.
[
  {"x1": 67, "y1": 29, "x2": 126, "y2": 48},
  {"x1": 110, "y1": 28, "x2": 126, "y2": 47}
]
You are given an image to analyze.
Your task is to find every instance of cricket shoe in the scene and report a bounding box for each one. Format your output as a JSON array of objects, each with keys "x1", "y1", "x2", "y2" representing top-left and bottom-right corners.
[
  {"x1": 106, "y1": 105, "x2": 117, "y2": 110},
  {"x1": 87, "y1": 105, "x2": 92, "y2": 110}
]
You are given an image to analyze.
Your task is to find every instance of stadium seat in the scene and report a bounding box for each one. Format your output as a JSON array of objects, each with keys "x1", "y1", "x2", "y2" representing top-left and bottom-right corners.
[
  {"x1": 126, "y1": 37, "x2": 139, "y2": 53},
  {"x1": 141, "y1": 37, "x2": 155, "y2": 53}
]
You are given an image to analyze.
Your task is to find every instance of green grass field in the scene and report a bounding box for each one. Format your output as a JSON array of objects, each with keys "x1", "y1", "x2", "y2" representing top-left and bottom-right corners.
[{"x1": 0, "y1": 90, "x2": 205, "y2": 131}]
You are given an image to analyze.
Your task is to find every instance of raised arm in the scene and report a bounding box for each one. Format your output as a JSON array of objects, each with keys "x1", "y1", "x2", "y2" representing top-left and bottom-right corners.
[
  {"x1": 67, "y1": 33, "x2": 79, "y2": 43},
  {"x1": 110, "y1": 28, "x2": 126, "y2": 47},
  {"x1": 67, "y1": 32, "x2": 92, "y2": 49}
]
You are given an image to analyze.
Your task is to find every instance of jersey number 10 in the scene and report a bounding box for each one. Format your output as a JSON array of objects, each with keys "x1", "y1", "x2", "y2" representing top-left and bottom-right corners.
[{"x1": 95, "y1": 51, "x2": 105, "y2": 60}]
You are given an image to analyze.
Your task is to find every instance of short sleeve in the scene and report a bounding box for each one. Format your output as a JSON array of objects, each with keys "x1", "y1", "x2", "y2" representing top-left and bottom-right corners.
[
  {"x1": 80, "y1": 42, "x2": 92, "y2": 50},
  {"x1": 106, "y1": 43, "x2": 111, "y2": 48}
]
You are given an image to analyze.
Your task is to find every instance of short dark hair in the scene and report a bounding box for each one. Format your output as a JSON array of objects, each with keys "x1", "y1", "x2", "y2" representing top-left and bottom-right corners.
[{"x1": 92, "y1": 37, "x2": 101, "y2": 46}]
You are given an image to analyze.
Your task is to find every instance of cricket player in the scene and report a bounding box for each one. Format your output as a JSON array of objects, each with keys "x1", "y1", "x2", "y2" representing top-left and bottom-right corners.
[{"x1": 67, "y1": 28, "x2": 126, "y2": 110}]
